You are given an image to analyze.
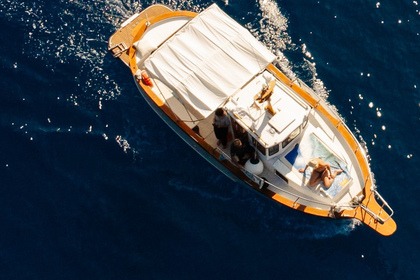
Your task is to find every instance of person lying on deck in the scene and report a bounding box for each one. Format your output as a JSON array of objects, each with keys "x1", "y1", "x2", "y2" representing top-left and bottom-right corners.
[{"x1": 299, "y1": 158, "x2": 343, "y2": 188}]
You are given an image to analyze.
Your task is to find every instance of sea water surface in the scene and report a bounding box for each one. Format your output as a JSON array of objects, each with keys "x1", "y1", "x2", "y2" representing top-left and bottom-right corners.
[{"x1": 0, "y1": 0, "x2": 419, "y2": 279}]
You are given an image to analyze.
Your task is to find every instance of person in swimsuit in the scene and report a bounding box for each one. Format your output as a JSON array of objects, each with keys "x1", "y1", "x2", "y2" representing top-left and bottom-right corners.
[{"x1": 299, "y1": 158, "x2": 343, "y2": 188}]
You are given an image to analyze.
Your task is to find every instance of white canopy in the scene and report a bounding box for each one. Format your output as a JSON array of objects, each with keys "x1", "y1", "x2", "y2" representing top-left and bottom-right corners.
[{"x1": 144, "y1": 4, "x2": 276, "y2": 118}]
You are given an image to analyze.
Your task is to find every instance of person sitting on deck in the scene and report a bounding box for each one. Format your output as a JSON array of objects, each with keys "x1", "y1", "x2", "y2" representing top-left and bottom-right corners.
[
  {"x1": 230, "y1": 139, "x2": 254, "y2": 166},
  {"x1": 299, "y1": 158, "x2": 343, "y2": 188}
]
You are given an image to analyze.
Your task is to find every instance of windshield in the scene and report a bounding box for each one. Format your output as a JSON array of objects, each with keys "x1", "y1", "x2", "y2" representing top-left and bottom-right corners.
[{"x1": 282, "y1": 126, "x2": 301, "y2": 148}]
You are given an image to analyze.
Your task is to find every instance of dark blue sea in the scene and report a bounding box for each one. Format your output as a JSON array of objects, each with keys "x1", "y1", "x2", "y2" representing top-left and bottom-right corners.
[{"x1": 0, "y1": 0, "x2": 418, "y2": 279}]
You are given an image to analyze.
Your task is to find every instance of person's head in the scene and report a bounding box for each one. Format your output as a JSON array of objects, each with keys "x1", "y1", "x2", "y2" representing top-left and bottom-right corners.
[
  {"x1": 233, "y1": 139, "x2": 242, "y2": 148},
  {"x1": 308, "y1": 158, "x2": 319, "y2": 168},
  {"x1": 215, "y1": 108, "x2": 225, "y2": 117}
]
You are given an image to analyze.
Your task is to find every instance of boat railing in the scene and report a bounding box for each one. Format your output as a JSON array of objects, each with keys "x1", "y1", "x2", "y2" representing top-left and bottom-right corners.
[
  {"x1": 295, "y1": 79, "x2": 395, "y2": 217},
  {"x1": 356, "y1": 187, "x2": 395, "y2": 224},
  {"x1": 296, "y1": 80, "x2": 396, "y2": 221},
  {"x1": 251, "y1": 172, "x2": 338, "y2": 209},
  {"x1": 294, "y1": 78, "x2": 339, "y2": 117},
  {"x1": 373, "y1": 188, "x2": 395, "y2": 222},
  {"x1": 296, "y1": 78, "x2": 372, "y2": 171},
  {"x1": 216, "y1": 148, "x2": 339, "y2": 210}
]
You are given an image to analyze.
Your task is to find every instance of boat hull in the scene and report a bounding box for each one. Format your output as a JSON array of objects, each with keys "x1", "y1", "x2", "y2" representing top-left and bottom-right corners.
[{"x1": 109, "y1": 4, "x2": 396, "y2": 236}]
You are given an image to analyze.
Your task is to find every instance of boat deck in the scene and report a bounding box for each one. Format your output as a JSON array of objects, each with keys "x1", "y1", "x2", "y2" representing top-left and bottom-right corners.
[
  {"x1": 147, "y1": 67, "x2": 357, "y2": 207},
  {"x1": 108, "y1": 5, "x2": 173, "y2": 66},
  {"x1": 108, "y1": 4, "x2": 396, "y2": 235}
]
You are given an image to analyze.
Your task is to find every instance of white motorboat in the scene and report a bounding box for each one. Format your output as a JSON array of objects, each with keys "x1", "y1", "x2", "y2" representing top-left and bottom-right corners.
[{"x1": 108, "y1": 4, "x2": 396, "y2": 236}]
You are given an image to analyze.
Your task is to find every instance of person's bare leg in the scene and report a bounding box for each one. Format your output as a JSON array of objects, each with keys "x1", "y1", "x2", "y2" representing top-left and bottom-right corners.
[
  {"x1": 323, "y1": 169, "x2": 343, "y2": 188},
  {"x1": 323, "y1": 175, "x2": 334, "y2": 188},
  {"x1": 309, "y1": 171, "x2": 322, "y2": 187}
]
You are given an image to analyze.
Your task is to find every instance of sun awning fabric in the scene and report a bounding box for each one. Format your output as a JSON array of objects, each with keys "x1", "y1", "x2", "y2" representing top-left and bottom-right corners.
[{"x1": 143, "y1": 4, "x2": 276, "y2": 119}]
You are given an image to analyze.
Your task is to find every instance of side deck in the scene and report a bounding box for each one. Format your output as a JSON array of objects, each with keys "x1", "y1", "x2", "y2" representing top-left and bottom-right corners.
[{"x1": 109, "y1": 5, "x2": 396, "y2": 235}]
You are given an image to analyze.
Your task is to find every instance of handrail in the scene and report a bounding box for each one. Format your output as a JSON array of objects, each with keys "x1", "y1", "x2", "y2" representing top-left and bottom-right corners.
[
  {"x1": 294, "y1": 78, "x2": 394, "y2": 222},
  {"x1": 254, "y1": 173, "x2": 338, "y2": 208},
  {"x1": 215, "y1": 148, "x2": 341, "y2": 209},
  {"x1": 367, "y1": 188, "x2": 394, "y2": 223},
  {"x1": 214, "y1": 76, "x2": 394, "y2": 223},
  {"x1": 216, "y1": 146, "x2": 395, "y2": 224}
]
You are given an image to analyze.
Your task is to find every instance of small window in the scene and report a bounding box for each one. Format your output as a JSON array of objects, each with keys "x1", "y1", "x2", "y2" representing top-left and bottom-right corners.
[
  {"x1": 282, "y1": 126, "x2": 301, "y2": 148},
  {"x1": 302, "y1": 115, "x2": 309, "y2": 128},
  {"x1": 252, "y1": 138, "x2": 266, "y2": 155},
  {"x1": 268, "y1": 144, "x2": 280, "y2": 156}
]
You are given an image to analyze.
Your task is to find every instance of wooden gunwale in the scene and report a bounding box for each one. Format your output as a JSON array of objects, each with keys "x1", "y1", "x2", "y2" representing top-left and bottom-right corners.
[
  {"x1": 128, "y1": 11, "x2": 335, "y2": 218},
  {"x1": 108, "y1": 5, "x2": 174, "y2": 66},
  {"x1": 268, "y1": 64, "x2": 396, "y2": 236},
  {"x1": 112, "y1": 6, "x2": 396, "y2": 236}
]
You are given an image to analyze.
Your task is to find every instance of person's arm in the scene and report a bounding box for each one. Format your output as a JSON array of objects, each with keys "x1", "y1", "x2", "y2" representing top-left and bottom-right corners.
[
  {"x1": 230, "y1": 151, "x2": 240, "y2": 164},
  {"x1": 325, "y1": 163, "x2": 332, "y2": 175},
  {"x1": 226, "y1": 116, "x2": 231, "y2": 126},
  {"x1": 299, "y1": 165, "x2": 308, "y2": 173},
  {"x1": 321, "y1": 162, "x2": 332, "y2": 178},
  {"x1": 232, "y1": 155, "x2": 240, "y2": 164},
  {"x1": 230, "y1": 146, "x2": 238, "y2": 163}
]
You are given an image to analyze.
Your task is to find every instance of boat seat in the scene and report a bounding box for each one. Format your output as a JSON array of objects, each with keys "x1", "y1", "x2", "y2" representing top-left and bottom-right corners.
[{"x1": 273, "y1": 159, "x2": 303, "y2": 188}]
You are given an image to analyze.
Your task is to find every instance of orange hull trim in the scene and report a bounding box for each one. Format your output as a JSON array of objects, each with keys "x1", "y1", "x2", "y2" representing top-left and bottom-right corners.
[
  {"x1": 267, "y1": 64, "x2": 396, "y2": 236},
  {"x1": 120, "y1": 8, "x2": 396, "y2": 236}
]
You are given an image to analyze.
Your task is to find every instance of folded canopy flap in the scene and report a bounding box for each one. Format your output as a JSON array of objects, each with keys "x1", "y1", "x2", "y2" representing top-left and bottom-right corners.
[{"x1": 144, "y1": 4, "x2": 276, "y2": 118}]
